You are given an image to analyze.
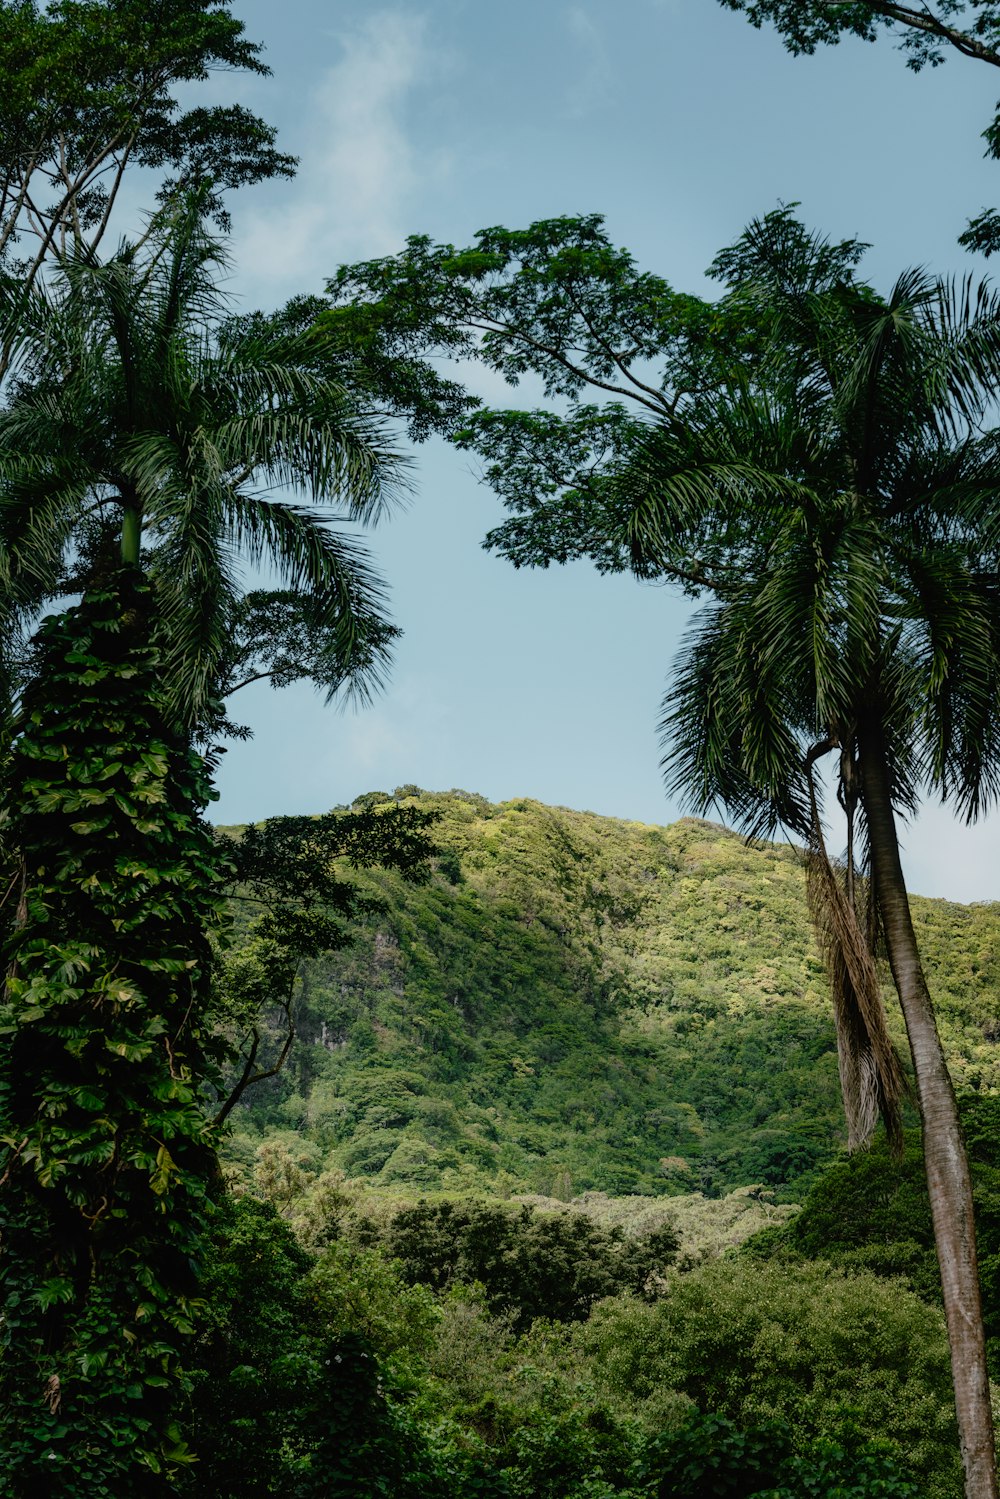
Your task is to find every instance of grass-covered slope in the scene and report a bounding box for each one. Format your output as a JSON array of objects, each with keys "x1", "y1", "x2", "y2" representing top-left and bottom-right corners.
[{"x1": 224, "y1": 790, "x2": 1000, "y2": 1200}]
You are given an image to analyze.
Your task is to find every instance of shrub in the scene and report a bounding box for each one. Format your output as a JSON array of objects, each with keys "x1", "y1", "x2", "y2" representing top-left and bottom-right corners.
[{"x1": 183, "y1": 1198, "x2": 495, "y2": 1498}]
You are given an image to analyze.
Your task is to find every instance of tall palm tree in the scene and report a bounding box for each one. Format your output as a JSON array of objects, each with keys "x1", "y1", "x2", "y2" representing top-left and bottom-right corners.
[
  {"x1": 0, "y1": 202, "x2": 406, "y2": 1490},
  {"x1": 620, "y1": 217, "x2": 1000, "y2": 1499}
]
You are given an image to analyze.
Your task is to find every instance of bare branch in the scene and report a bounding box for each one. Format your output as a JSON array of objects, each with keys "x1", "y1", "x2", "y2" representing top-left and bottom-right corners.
[{"x1": 213, "y1": 996, "x2": 297, "y2": 1128}]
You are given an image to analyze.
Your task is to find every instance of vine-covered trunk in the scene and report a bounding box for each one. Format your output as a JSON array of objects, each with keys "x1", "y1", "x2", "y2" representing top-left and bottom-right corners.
[
  {"x1": 0, "y1": 578, "x2": 230, "y2": 1496},
  {"x1": 858, "y1": 720, "x2": 997, "y2": 1499}
]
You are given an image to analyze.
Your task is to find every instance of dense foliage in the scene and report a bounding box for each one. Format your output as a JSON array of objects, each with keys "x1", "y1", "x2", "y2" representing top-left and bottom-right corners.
[
  {"x1": 324, "y1": 201, "x2": 1000, "y2": 1488},
  {"x1": 205, "y1": 774, "x2": 1000, "y2": 1493},
  {"x1": 0, "y1": 583, "x2": 230, "y2": 1493},
  {"x1": 355, "y1": 1198, "x2": 680, "y2": 1330},
  {"x1": 0, "y1": 0, "x2": 294, "y2": 311},
  {"x1": 0, "y1": 1, "x2": 997, "y2": 1489},
  {"x1": 166, "y1": 1194, "x2": 932, "y2": 1497},
  {"x1": 225, "y1": 789, "x2": 1000, "y2": 1203},
  {"x1": 748, "y1": 1097, "x2": 1000, "y2": 1359}
]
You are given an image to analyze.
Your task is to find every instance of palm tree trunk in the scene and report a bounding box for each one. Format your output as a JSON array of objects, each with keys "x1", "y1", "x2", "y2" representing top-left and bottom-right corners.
[
  {"x1": 857, "y1": 719, "x2": 997, "y2": 1499},
  {"x1": 120, "y1": 503, "x2": 142, "y2": 568}
]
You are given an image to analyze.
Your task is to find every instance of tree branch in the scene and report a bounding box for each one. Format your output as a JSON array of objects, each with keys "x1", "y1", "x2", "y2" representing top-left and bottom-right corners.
[
  {"x1": 829, "y1": 0, "x2": 1000, "y2": 65},
  {"x1": 561, "y1": 278, "x2": 674, "y2": 411},
  {"x1": 223, "y1": 667, "x2": 285, "y2": 697},
  {"x1": 213, "y1": 995, "x2": 297, "y2": 1129},
  {"x1": 464, "y1": 316, "x2": 672, "y2": 418}
]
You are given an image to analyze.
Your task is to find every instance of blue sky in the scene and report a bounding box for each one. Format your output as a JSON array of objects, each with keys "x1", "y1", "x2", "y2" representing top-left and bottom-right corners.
[{"x1": 204, "y1": 0, "x2": 1000, "y2": 901}]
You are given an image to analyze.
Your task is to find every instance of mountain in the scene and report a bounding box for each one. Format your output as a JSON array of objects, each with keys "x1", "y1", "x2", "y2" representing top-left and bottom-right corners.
[{"x1": 223, "y1": 790, "x2": 1000, "y2": 1201}]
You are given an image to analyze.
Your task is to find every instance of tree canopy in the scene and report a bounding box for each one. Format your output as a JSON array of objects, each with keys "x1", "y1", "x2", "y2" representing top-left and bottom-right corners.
[
  {"x1": 0, "y1": 0, "x2": 294, "y2": 302},
  {"x1": 324, "y1": 213, "x2": 744, "y2": 584}
]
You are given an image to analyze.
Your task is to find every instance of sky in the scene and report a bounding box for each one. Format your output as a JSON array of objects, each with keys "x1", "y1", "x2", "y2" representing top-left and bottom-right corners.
[{"x1": 198, "y1": 0, "x2": 1000, "y2": 902}]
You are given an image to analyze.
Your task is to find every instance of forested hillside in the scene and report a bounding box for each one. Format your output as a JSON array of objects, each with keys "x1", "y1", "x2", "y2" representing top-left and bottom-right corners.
[{"x1": 226, "y1": 790, "x2": 1000, "y2": 1202}]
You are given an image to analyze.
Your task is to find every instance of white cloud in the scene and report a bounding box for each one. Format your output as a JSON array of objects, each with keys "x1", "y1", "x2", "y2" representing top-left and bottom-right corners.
[
  {"x1": 235, "y1": 11, "x2": 448, "y2": 305},
  {"x1": 567, "y1": 5, "x2": 603, "y2": 51},
  {"x1": 564, "y1": 6, "x2": 613, "y2": 115},
  {"x1": 328, "y1": 671, "x2": 456, "y2": 782}
]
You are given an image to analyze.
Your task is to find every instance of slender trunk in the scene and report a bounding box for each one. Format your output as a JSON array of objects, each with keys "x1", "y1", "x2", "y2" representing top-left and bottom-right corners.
[
  {"x1": 857, "y1": 719, "x2": 996, "y2": 1499},
  {"x1": 120, "y1": 504, "x2": 142, "y2": 568}
]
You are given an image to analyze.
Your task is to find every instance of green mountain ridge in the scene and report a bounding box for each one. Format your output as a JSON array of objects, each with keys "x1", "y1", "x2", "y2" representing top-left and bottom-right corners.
[{"x1": 225, "y1": 790, "x2": 1000, "y2": 1201}]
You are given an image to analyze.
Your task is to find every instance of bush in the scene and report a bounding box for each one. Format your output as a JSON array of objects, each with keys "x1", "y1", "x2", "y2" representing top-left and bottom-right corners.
[
  {"x1": 749, "y1": 1103, "x2": 1000, "y2": 1375},
  {"x1": 175, "y1": 1197, "x2": 944, "y2": 1498},
  {"x1": 309, "y1": 1240, "x2": 441, "y2": 1364},
  {"x1": 183, "y1": 1197, "x2": 498, "y2": 1498}
]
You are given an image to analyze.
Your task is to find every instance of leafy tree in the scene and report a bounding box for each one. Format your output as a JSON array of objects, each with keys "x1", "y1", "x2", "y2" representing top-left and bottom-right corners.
[
  {"x1": 358, "y1": 1198, "x2": 679, "y2": 1330},
  {"x1": 583, "y1": 1259, "x2": 960, "y2": 1495},
  {"x1": 322, "y1": 213, "x2": 763, "y2": 586},
  {"x1": 183, "y1": 1197, "x2": 508, "y2": 1499},
  {"x1": 0, "y1": 0, "x2": 434, "y2": 724},
  {"x1": 0, "y1": 2, "x2": 466, "y2": 741},
  {"x1": 0, "y1": 0, "x2": 295, "y2": 318},
  {"x1": 713, "y1": 0, "x2": 1000, "y2": 254},
  {"x1": 756, "y1": 1098, "x2": 1000, "y2": 1367}
]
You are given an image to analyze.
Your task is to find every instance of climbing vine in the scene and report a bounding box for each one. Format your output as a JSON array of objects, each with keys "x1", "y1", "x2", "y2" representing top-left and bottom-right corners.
[{"x1": 0, "y1": 580, "x2": 232, "y2": 1496}]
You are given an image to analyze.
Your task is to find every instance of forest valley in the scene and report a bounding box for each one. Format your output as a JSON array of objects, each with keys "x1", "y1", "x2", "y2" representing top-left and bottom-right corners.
[
  {"x1": 5, "y1": 1, "x2": 1000, "y2": 1496},
  {"x1": 138, "y1": 791, "x2": 1000, "y2": 1497}
]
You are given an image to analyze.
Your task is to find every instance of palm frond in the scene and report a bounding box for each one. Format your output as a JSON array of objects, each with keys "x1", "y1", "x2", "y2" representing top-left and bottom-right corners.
[
  {"x1": 919, "y1": 273, "x2": 1000, "y2": 436},
  {"x1": 660, "y1": 598, "x2": 813, "y2": 840},
  {"x1": 0, "y1": 193, "x2": 408, "y2": 728},
  {"x1": 209, "y1": 345, "x2": 410, "y2": 523}
]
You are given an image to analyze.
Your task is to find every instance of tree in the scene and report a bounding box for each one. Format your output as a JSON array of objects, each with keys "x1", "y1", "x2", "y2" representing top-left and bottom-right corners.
[
  {"x1": 323, "y1": 214, "x2": 729, "y2": 583},
  {"x1": 0, "y1": 0, "x2": 295, "y2": 316},
  {"x1": 0, "y1": 202, "x2": 409, "y2": 1492},
  {"x1": 0, "y1": 581, "x2": 234, "y2": 1495},
  {"x1": 714, "y1": 0, "x2": 1000, "y2": 254},
  {"x1": 0, "y1": 198, "x2": 404, "y2": 732},
  {"x1": 614, "y1": 213, "x2": 1000, "y2": 1499},
  {"x1": 0, "y1": 0, "x2": 410, "y2": 729},
  {"x1": 325, "y1": 208, "x2": 1000, "y2": 1498}
]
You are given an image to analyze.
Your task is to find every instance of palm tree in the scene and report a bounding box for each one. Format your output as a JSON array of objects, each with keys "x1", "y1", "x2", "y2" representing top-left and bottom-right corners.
[
  {"x1": 620, "y1": 215, "x2": 1000, "y2": 1499},
  {"x1": 0, "y1": 202, "x2": 406, "y2": 1490},
  {"x1": 0, "y1": 195, "x2": 404, "y2": 730}
]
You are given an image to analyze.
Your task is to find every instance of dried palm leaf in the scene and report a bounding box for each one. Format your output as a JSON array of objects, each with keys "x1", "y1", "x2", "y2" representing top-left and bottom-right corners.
[{"x1": 806, "y1": 753, "x2": 907, "y2": 1152}]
